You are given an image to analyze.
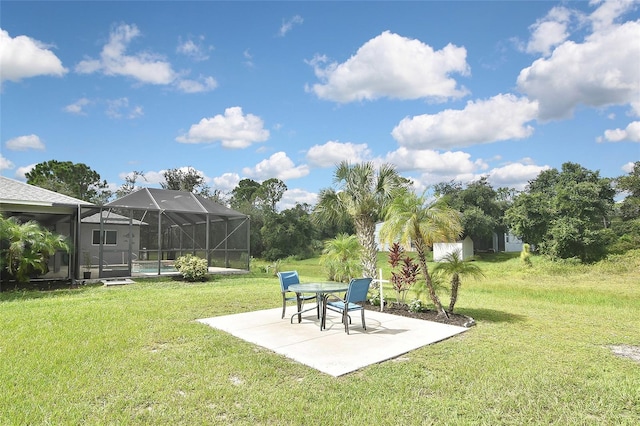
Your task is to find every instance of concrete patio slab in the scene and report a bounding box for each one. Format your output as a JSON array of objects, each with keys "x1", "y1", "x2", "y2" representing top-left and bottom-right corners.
[{"x1": 197, "y1": 307, "x2": 468, "y2": 377}]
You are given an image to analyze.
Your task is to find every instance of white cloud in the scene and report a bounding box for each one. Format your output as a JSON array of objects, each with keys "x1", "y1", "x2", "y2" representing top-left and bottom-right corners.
[
  {"x1": 306, "y1": 141, "x2": 371, "y2": 168},
  {"x1": 15, "y1": 164, "x2": 36, "y2": 179},
  {"x1": 6, "y1": 134, "x2": 45, "y2": 151},
  {"x1": 485, "y1": 162, "x2": 551, "y2": 190},
  {"x1": 0, "y1": 155, "x2": 15, "y2": 171},
  {"x1": 277, "y1": 188, "x2": 318, "y2": 211},
  {"x1": 0, "y1": 29, "x2": 68, "y2": 83},
  {"x1": 279, "y1": 15, "x2": 303, "y2": 37},
  {"x1": 525, "y1": 6, "x2": 572, "y2": 56},
  {"x1": 409, "y1": 160, "x2": 549, "y2": 192},
  {"x1": 106, "y1": 98, "x2": 144, "y2": 119},
  {"x1": 622, "y1": 161, "x2": 635, "y2": 173},
  {"x1": 392, "y1": 94, "x2": 538, "y2": 149},
  {"x1": 139, "y1": 166, "x2": 210, "y2": 187},
  {"x1": 176, "y1": 35, "x2": 211, "y2": 61},
  {"x1": 517, "y1": 19, "x2": 640, "y2": 121},
  {"x1": 75, "y1": 23, "x2": 216, "y2": 93},
  {"x1": 242, "y1": 152, "x2": 310, "y2": 181},
  {"x1": 212, "y1": 172, "x2": 241, "y2": 192},
  {"x1": 589, "y1": 0, "x2": 637, "y2": 32},
  {"x1": 139, "y1": 170, "x2": 165, "y2": 185},
  {"x1": 175, "y1": 75, "x2": 217, "y2": 93},
  {"x1": 243, "y1": 49, "x2": 254, "y2": 68},
  {"x1": 384, "y1": 147, "x2": 482, "y2": 175},
  {"x1": 64, "y1": 98, "x2": 91, "y2": 115},
  {"x1": 599, "y1": 121, "x2": 640, "y2": 142},
  {"x1": 176, "y1": 106, "x2": 269, "y2": 148},
  {"x1": 76, "y1": 23, "x2": 176, "y2": 84},
  {"x1": 307, "y1": 31, "x2": 470, "y2": 103}
]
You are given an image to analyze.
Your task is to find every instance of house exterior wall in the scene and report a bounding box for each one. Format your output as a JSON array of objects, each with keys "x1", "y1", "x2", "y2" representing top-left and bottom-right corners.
[
  {"x1": 433, "y1": 236, "x2": 474, "y2": 262},
  {"x1": 504, "y1": 231, "x2": 524, "y2": 252},
  {"x1": 80, "y1": 223, "x2": 140, "y2": 268}
]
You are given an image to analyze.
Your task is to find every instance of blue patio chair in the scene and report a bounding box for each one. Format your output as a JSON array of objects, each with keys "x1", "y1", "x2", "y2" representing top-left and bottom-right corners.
[
  {"x1": 323, "y1": 277, "x2": 373, "y2": 334},
  {"x1": 277, "y1": 271, "x2": 318, "y2": 319}
]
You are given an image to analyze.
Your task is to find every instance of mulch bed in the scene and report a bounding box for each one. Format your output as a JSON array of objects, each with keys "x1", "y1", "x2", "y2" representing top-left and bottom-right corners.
[{"x1": 363, "y1": 302, "x2": 475, "y2": 328}]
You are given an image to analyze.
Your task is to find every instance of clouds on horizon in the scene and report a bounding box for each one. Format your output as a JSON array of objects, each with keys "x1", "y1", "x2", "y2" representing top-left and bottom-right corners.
[{"x1": 2, "y1": 1, "x2": 638, "y2": 208}]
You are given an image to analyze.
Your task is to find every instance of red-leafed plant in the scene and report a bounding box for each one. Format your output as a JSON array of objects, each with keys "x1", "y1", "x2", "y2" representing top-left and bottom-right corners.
[{"x1": 388, "y1": 243, "x2": 419, "y2": 305}]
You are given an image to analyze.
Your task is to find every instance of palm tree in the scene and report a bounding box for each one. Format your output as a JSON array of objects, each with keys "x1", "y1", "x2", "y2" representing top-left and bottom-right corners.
[
  {"x1": 319, "y1": 233, "x2": 362, "y2": 282},
  {"x1": 1, "y1": 216, "x2": 69, "y2": 284},
  {"x1": 432, "y1": 251, "x2": 484, "y2": 313},
  {"x1": 380, "y1": 190, "x2": 463, "y2": 318},
  {"x1": 314, "y1": 161, "x2": 409, "y2": 279}
]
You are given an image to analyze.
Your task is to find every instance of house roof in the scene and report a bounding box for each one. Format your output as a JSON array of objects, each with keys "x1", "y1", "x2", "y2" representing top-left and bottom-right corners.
[
  {"x1": 105, "y1": 188, "x2": 246, "y2": 219},
  {"x1": 0, "y1": 176, "x2": 94, "y2": 207},
  {"x1": 82, "y1": 211, "x2": 146, "y2": 226}
]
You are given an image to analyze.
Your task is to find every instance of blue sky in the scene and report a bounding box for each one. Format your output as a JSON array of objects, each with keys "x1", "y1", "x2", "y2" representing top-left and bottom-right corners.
[{"x1": 2, "y1": 0, "x2": 639, "y2": 209}]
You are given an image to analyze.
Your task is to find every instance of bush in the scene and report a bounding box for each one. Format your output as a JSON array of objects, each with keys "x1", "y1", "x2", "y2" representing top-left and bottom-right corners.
[
  {"x1": 408, "y1": 298, "x2": 424, "y2": 313},
  {"x1": 174, "y1": 254, "x2": 208, "y2": 282}
]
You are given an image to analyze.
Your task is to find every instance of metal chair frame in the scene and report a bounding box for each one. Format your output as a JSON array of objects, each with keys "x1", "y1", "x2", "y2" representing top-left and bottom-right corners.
[
  {"x1": 277, "y1": 271, "x2": 318, "y2": 319},
  {"x1": 323, "y1": 277, "x2": 372, "y2": 334}
]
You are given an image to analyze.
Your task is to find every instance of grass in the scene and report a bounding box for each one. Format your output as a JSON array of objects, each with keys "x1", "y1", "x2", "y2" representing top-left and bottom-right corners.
[{"x1": 1, "y1": 251, "x2": 639, "y2": 425}]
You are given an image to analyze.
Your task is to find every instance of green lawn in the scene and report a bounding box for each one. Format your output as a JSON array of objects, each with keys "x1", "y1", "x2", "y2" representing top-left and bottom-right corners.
[{"x1": 1, "y1": 251, "x2": 639, "y2": 425}]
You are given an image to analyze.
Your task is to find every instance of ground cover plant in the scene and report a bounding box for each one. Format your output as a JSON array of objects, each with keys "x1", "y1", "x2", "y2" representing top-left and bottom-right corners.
[{"x1": 1, "y1": 251, "x2": 639, "y2": 425}]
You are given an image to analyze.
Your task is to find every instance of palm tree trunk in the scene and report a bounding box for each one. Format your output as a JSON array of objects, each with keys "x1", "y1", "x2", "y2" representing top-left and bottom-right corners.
[
  {"x1": 414, "y1": 240, "x2": 448, "y2": 318},
  {"x1": 448, "y1": 274, "x2": 460, "y2": 313},
  {"x1": 355, "y1": 218, "x2": 378, "y2": 279}
]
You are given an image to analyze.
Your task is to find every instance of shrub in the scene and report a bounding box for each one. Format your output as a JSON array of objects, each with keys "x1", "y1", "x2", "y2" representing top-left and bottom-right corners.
[
  {"x1": 388, "y1": 243, "x2": 419, "y2": 305},
  {"x1": 520, "y1": 243, "x2": 532, "y2": 267},
  {"x1": 174, "y1": 254, "x2": 208, "y2": 282},
  {"x1": 1, "y1": 215, "x2": 69, "y2": 284},
  {"x1": 408, "y1": 298, "x2": 424, "y2": 313}
]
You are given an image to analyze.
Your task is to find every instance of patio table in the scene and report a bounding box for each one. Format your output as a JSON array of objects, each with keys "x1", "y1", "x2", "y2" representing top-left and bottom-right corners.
[{"x1": 288, "y1": 282, "x2": 349, "y2": 330}]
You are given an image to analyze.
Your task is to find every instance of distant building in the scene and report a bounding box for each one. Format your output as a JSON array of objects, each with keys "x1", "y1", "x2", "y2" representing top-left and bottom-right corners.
[{"x1": 433, "y1": 236, "x2": 474, "y2": 262}]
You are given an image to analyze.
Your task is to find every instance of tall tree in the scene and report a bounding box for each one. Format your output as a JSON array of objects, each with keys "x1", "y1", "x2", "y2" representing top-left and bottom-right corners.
[
  {"x1": 616, "y1": 161, "x2": 640, "y2": 221},
  {"x1": 261, "y1": 203, "x2": 317, "y2": 261},
  {"x1": 115, "y1": 171, "x2": 146, "y2": 199},
  {"x1": 506, "y1": 162, "x2": 615, "y2": 262},
  {"x1": 25, "y1": 160, "x2": 110, "y2": 204},
  {"x1": 161, "y1": 167, "x2": 211, "y2": 196},
  {"x1": 313, "y1": 161, "x2": 410, "y2": 279},
  {"x1": 229, "y1": 179, "x2": 262, "y2": 210},
  {"x1": 256, "y1": 178, "x2": 287, "y2": 213},
  {"x1": 228, "y1": 178, "x2": 288, "y2": 258},
  {"x1": 435, "y1": 177, "x2": 509, "y2": 245},
  {"x1": 380, "y1": 190, "x2": 463, "y2": 318}
]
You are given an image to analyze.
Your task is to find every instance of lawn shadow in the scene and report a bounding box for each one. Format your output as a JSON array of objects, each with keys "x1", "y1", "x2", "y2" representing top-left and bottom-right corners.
[
  {"x1": 0, "y1": 281, "x2": 101, "y2": 302},
  {"x1": 472, "y1": 252, "x2": 520, "y2": 263},
  {"x1": 458, "y1": 307, "x2": 526, "y2": 323}
]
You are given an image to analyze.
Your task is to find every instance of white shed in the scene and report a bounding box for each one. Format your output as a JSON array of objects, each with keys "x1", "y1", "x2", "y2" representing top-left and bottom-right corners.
[{"x1": 433, "y1": 236, "x2": 474, "y2": 262}]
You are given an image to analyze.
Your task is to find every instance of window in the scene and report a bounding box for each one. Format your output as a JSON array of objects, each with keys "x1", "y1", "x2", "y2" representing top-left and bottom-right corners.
[{"x1": 92, "y1": 229, "x2": 117, "y2": 246}]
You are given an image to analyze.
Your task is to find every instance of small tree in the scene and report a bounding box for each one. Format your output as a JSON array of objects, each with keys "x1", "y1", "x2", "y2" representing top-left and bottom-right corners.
[
  {"x1": 319, "y1": 233, "x2": 362, "y2": 282},
  {"x1": 380, "y1": 190, "x2": 463, "y2": 318},
  {"x1": 432, "y1": 251, "x2": 484, "y2": 313}
]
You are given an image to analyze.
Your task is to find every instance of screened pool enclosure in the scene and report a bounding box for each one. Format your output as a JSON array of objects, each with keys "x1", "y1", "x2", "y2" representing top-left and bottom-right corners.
[{"x1": 83, "y1": 188, "x2": 250, "y2": 278}]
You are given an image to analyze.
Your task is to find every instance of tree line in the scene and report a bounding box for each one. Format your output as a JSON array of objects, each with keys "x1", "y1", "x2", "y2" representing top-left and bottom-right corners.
[{"x1": 21, "y1": 159, "x2": 640, "y2": 265}]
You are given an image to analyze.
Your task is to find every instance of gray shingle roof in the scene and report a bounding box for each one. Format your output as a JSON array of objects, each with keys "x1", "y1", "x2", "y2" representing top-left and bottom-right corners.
[{"x1": 0, "y1": 176, "x2": 94, "y2": 206}]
